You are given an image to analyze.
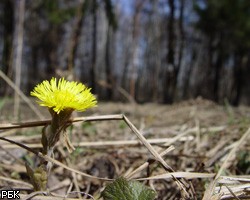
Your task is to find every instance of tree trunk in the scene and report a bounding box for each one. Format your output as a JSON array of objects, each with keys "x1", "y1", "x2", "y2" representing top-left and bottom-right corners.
[
  {"x1": 164, "y1": 0, "x2": 176, "y2": 103},
  {"x1": 212, "y1": 32, "x2": 225, "y2": 102},
  {"x1": 65, "y1": 0, "x2": 85, "y2": 76},
  {"x1": 90, "y1": 0, "x2": 97, "y2": 93},
  {"x1": 105, "y1": 25, "x2": 114, "y2": 99},
  {"x1": 27, "y1": 45, "x2": 38, "y2": 92},
  {"x1": 202, "y1": 35, "x2": 214, "y2": 99},
  {"x1": 129, "y1": 0, "x2": 144, "y2": 100},
  {"x1": 44, "y1": 26, "x2": 58, "y2": 78},
  {"x1": 148, "y1": 0, "x2": 160, "y2": 102},
  {"x1": 121, "y1": 55, "x2": 129, "y2": 90},
  {"x1": 13, "y1": 0, "x2": 25, "y2": 119},
  {"x1": 230, "y1": 55, "x2": 244, "y2": 105},
  {"x1": 213, "y1": 51, "x2": 223, "y2": 102},
  {"x1": 177, "y1": 0, "x2": 185, "y2": 73},
  {"x1": 182, "y1": 46, "x2": 197, "y2": 99},
  {"x1": 1, "y1": 0, "x2": 14, "y2": 95}
]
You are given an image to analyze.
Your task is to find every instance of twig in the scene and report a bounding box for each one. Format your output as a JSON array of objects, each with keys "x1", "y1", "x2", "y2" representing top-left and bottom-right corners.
[
  {"x1": 225, "y1": 185, "x2": 241, "y2": 200},
  {"x1": 0, "y1": 115, "x2": 124, "y2": 130},
  {"x1": 0, "y1": 136, "x2": 193, "y2": 147},
  {"x1": 65, "y1": 183, "x2": 73, "y2": 199}
]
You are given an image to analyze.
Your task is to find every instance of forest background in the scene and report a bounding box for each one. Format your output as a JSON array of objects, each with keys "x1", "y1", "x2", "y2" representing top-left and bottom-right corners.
[{"x1": 1, "y1": 0, "x2": 250, "y2": 106}]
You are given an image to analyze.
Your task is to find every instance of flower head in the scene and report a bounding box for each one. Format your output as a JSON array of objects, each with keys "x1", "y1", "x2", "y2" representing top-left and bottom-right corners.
[{"x1": 31, "y1": 77, "x2": 97, "y2": 114}]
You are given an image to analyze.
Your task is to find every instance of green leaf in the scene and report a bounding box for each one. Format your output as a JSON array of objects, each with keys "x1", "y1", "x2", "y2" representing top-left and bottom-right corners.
[{"x1": 101, "y1": 177, "x2": 156, "y2": 200}]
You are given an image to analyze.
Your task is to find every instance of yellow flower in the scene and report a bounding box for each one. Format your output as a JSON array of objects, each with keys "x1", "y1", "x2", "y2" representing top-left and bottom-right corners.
[{"x1": 31, "y1": 77, "x2": 97, "y2": 114}]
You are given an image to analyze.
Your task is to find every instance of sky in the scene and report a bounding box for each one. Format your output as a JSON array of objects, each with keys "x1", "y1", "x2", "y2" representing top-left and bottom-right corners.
[{"x1": 115, "y1": 0, "x2": 133, "y2": 15}]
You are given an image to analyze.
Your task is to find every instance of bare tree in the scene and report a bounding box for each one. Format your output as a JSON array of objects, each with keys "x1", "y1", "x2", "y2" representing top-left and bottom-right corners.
[
  {"x1": 1, "y1": 0, "x2": 14, "y2": 95},
  {"x1": 104, "y1": 0, "x2": 117, "y2": 99},
  {"x1": 65, "y1": 0, "x2": 85, "y2": 78},
  {"x1": 164, "y1": 0, "x2": 176, "y2": 103},
  {"x1": 13, "y1": 0, "x2": 25, "y2": 119},
  {"x1": 90, "y1": 0, "x2": 97, "y2": 93},
  {"x1": 105, "y1": 25, "x2": 113, "y2": 99},
  {"x1": 129, "y1": 0, "x2": 144, "y2": 99},
  {"x1": 176, "y1": 0, "x2": 185, "y2": 100},
  {"x1": 142, "y1": 0, "x2": 161, "y2": 101}
]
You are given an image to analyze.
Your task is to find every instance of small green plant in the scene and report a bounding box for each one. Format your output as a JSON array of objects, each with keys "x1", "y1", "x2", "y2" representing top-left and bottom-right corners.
[
  {"x1": 101, "y1": 177, "x2": 157, "y2": 200},
  {"x1": 236, "y1": 150, "x2": 250, "y2": 174},
  {"x1": 0, "y1": 97, "x2": 6, "y2": 110},
  {"x1": 71, "y1": 146, "x2": 85, "y2": 163},
  {"x1": 82, "y1": 121, "x2": 97, "y2": 134},
  {"x1": 119, "y1": 121, "x2": 127, "y2": 129},
  {"x1": 224, "y1": 98, "x2": 235, "y2": 124}
]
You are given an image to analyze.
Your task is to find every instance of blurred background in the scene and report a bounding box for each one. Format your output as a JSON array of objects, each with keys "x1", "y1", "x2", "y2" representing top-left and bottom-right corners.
[{"x1": 1, "y1": 0, "x2": 250, "y2": 105}]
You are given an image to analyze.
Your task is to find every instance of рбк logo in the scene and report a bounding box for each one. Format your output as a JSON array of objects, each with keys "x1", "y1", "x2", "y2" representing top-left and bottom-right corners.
[{"x1": 0, "y1": 190, "x2": 20, "y2": 199}]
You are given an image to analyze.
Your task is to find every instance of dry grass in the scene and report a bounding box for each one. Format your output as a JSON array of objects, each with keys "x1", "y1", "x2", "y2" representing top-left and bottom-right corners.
[{"x1": 0, "y1": 98, "x2": 250, "y2": 199}]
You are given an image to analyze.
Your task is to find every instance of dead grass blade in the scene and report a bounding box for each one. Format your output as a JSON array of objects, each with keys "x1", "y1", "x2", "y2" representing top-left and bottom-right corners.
[
  {"x1": 72, "y1": 138, "x2": 192, "y2": 147},
  {"x1": 215, "y1": 184, "x2": 250, "y2": 199},
  {"x1": 202, "y1": 127, "x2": 250, "y2": 200},
  {"x1": 19, "y1": 194, "x2": 86, "y2": 200},
  {"x1": 0, "y1": 114, "x2": 124, "y2": 130},
  {"x1": 123, "y1": 115, "x2": 174, "y2": 172},
  {"x1": 122, "y1": 115, "x2": 193, "y2": 198},
  {"x1": 0, "y1": 136, "x2": 112, "y2": 182},
  {"x1": 137, "y1": 172, "x2": 215, "y2": 181},
  {"x1": 0, "y1": 69, "x2": 44, "y2": 119},
  {"x1": 218, "y1": 176, "x2": 250, "y2": 184},
  {"x1": 0, "y1": 139, "x2": 181, "y2": 149},
  {"x1": 224, "y1": 185, "x2": 241, "y2": 200},
  {"x1": 0, "y1": 175, "x2": 33, "y2": 188},
  {"x1": 125, "y1": 145, "x2": 175, "y2": 179}
]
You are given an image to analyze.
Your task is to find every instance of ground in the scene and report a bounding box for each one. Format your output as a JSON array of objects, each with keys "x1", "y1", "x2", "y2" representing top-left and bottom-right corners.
[{"x1": 0, "y1": 98, "x2": 250, "y2": 199}]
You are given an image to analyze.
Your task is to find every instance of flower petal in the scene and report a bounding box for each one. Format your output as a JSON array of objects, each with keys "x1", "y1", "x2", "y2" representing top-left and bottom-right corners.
[{"x1": 31, "y1": 77, "x2": 97, "y2": 113}]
